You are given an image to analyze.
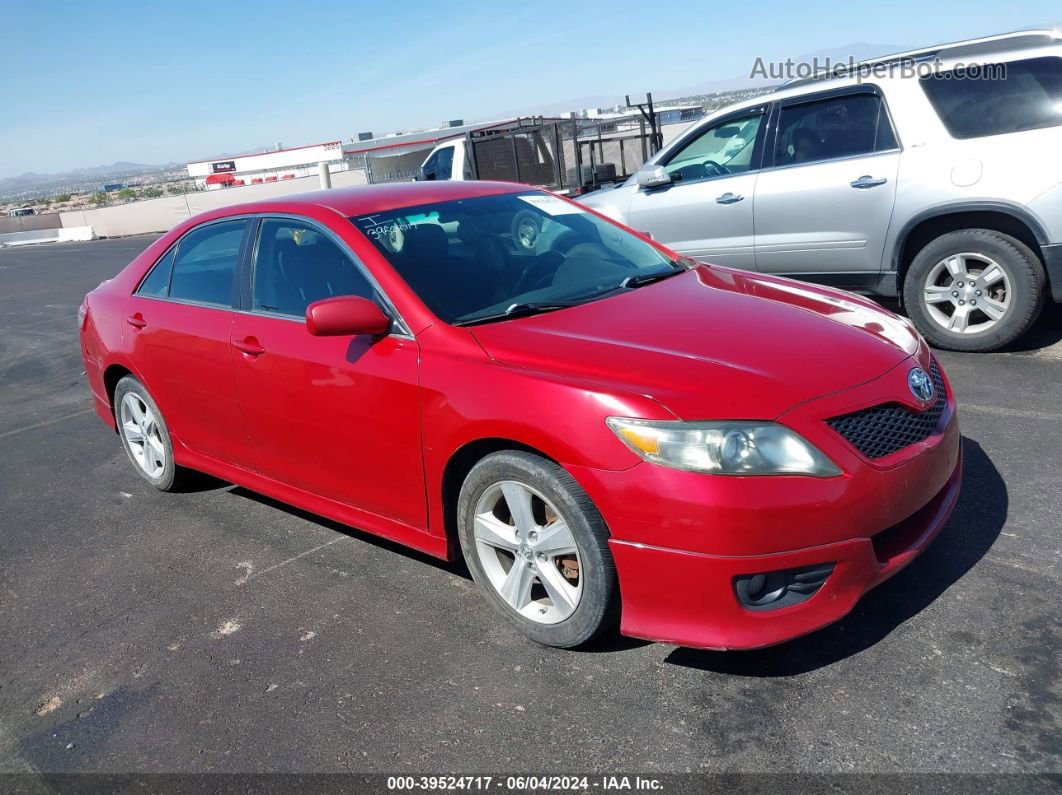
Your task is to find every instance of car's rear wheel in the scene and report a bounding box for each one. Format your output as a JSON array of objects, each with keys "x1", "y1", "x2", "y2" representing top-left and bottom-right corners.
[
  {"x1": 903, "y1": 229, "x2": 1045, "y2": 352},
  {"x1": 457, "y1": 451, "x2": 619, "y2": 648},
  {"x1": 114, "y1": 375, "x2": 184, "y2": 491}
]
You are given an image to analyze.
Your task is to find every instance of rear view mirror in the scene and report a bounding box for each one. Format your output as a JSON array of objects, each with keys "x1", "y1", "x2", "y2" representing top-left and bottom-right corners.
[
  {"x1": 306, "y1": 295, "x2": 390, "y2": 336},
  {"x1": 635, "y1": 165, "x2": 672, "y2": 189},
  {"x1": 715, "y1": 126, "x2": 740, "y2": 138}
]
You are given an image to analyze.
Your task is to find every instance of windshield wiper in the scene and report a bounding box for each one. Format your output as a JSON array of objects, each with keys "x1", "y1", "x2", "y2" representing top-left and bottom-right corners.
[
  {"x1": 454, "y1": 301, "x2": 578, "y2": 326},
  {"x1": 620, "y1": 266, "x2": 685, "y2": 289}
]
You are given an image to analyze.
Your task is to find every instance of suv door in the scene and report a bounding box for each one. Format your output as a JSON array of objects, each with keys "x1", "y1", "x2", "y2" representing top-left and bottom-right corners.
[
  {"x1": 754, "y1": 87, "x2": 900, "y2": 278},
  {"x1": 125, "y1": 218, "x2": 254, "y2": 468},
  {"x1": 230, "y1": 216, "x2": 426, "y2": 529},
  {"x1": 624, "y1": 108, "x2": 767, "y2": 268}
]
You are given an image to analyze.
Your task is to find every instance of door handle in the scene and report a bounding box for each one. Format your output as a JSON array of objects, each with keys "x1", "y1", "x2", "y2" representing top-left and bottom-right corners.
[
  {"x1": 715, "y1": 192, "x2": 744, "y2": 205},
  {"x1": 125, "y1": 313, "x2": 147, "y2": 328},
  {"x1": 850, "y1": 175, "x2": 888, "y2": 189},
  {"x1": 233, "y1": 337, "x2": 266, "y2": 356}
]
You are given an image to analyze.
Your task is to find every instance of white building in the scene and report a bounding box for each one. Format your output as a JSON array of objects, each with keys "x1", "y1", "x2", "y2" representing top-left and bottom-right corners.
[{"x1": 186, "y1": 141, "x2": 348, "y2": 190}]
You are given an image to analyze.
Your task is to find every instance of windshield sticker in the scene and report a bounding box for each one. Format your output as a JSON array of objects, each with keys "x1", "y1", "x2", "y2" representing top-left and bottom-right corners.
[{"x1": 518, "y1": 194, "x2": 584, "y2": 216}]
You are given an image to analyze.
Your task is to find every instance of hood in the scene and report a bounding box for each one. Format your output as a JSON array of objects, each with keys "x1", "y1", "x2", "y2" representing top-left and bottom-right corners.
[{"x1": 469, "y1": 267, "x2": 924, "y2": 420}]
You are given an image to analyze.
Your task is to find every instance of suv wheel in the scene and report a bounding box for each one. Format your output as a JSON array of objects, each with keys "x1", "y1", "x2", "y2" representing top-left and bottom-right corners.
[
  {"x1": 903, "y1": 229, "x2": 1045, "y2": 352},
  {"x1": 457, "y1": 451, "x2": 619, "y2": 648}
]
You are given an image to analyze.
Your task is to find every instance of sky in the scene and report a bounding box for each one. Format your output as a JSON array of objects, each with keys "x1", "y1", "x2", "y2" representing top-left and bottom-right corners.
[{"x1": 2, "y1": 0, "x2": 1060, "y2": 178}]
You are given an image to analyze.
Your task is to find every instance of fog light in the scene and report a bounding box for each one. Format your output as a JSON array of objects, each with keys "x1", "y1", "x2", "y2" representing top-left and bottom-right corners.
[{"x1": 734, "y1": 563, "x2": 835, "y2": 611}]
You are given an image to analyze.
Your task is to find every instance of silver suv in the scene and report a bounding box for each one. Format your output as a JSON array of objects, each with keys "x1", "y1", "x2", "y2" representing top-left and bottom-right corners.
[{"x1": 579, "y1": 30, "x2": 1062, "y2": 352}]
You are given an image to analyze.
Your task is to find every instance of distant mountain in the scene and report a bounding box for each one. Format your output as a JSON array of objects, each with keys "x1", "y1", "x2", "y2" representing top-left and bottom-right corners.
[{"x1": 0, "y1": 161, "x2": 184, "y2": 201}]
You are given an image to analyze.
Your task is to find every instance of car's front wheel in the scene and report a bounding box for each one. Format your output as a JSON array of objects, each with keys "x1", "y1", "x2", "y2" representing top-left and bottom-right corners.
[
  {"x1": 114, "y1": 375, "x2": 184, "y2": 491},
  {"x1": 457, "y1": 451, "x2": 619, "y2": 648},
  {"x1": 903, "y1": 229, "x2": 1045, "y2": 352}
]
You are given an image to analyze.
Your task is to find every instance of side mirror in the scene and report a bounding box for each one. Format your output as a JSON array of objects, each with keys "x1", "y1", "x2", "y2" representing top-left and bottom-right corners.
[
  {"x1": 306, "y1": 295, "x2": 390, "y2": 336},
  {"x1": 414, "y1": 166, "x2": 429, "y2": 182},
  {"x1": 635, "y1": 165, "x2": 672, "y2": 189}
]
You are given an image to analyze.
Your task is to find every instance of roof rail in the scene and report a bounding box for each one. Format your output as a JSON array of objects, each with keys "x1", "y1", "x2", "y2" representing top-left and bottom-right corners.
[{"x1": 777, "y1": 28, "x2": 1061, "y2": 90}]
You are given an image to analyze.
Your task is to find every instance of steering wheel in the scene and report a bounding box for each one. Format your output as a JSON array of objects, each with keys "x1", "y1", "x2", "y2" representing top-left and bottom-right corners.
[{"x1": 701, "y1": 159, "x2": 731, "y2": 177}]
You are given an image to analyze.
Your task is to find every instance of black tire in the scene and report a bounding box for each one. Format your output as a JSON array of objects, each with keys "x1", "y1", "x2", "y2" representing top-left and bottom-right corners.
[
  {"x1": 457, "y1": 451, "x2": 619, "y2": 648},
  {"x1": 113, "y1": 376, "x2": 185, "y2": 492},
  {"x1": 903, "y1": 228, "x2": 1045, "y2": 352}
]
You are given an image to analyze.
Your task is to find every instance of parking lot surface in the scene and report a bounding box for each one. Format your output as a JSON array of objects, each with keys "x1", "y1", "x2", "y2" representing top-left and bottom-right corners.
[{"x1": 1, "y1": 236, "x2": 1060, "y2": 775}]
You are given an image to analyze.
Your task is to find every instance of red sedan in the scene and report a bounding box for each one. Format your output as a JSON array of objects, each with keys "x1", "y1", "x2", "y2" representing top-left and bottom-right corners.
[{"x1": 78, "y1": 181, "x2": 961, "y2": 650}]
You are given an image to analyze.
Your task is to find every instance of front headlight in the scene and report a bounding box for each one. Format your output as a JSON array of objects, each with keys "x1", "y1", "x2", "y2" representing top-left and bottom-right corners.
[{"x1": 606, "y1": 417, "x2": 842, "y2": 477}]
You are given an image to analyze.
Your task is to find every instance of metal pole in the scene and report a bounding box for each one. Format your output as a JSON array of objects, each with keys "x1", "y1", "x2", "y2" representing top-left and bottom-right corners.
[
  {"x1": 572, "y1": 117, "x2": 582, "y2": 189},
  {"x1": 318, "y1": 161, "x2": 332, "y2": 189},
  {"x1": 552, "y1": 123, "x2": 563, "y2": 191},
  {"x1": 511, "y1": 134, "x2": 521, "y2": 183},
  {"x1": 465, "y1": 132, "x2": 479, "y2": 180}
]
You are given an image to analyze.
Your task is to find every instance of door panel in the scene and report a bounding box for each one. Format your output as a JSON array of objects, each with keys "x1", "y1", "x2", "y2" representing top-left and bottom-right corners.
[
  {"x1": 753, "y1": 151, "x2": 899, "y2": 274},
  {"x1": 230, "y1": 313, "x2": 426, "y2": 528},
  {"x1": 626, "y1": 173, "x2": 758, "y2": 266},
  {"x1": 123, "y1": 218, "x2": 252, "y2": 467},
  {"x1": 125, "y1": 296, "x2": 252, "y2": 467}
]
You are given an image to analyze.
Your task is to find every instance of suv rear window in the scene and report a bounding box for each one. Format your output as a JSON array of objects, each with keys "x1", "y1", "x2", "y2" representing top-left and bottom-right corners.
[{"x1": 921, "y1": 56, "x2": 1062, "y2": 139}]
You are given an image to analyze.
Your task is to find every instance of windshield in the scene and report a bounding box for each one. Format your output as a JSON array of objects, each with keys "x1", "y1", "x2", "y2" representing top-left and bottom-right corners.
[{"x1": 351, "y1": 191, "x2": 678, "y2": 324}]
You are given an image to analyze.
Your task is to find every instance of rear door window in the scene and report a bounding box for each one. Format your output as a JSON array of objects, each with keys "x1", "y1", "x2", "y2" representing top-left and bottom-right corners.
[
  {"x1": 774, "y1": 92, "x2": 898, "y2": 166},
  {"x1": 168, "y1": 220, "x2": 247, "y2": 307},
  {"x1": 136, "y1": 246, "x2": 176, "y2": 297},
  {"x1": 921, "y1": 56, "x2": 1062, "y2": 139}
]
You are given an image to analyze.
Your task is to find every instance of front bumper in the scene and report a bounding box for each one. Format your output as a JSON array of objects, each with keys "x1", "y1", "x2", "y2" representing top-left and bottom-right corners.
[
  {"x1": 607, "y1": 450, "x2": 960, "y2": 649},
  {"x1": 566, "y1": 354, "x2": 962, "y2": 650}
]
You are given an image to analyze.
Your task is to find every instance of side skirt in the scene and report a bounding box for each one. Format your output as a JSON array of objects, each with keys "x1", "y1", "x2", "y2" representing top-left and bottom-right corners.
[{"x1": 172, "y1": 444, "x2": 451, "y2": 561}]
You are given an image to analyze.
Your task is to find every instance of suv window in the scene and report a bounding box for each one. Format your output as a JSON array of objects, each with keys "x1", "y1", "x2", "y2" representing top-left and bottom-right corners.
[
  {"x1": 921, "y1": 56, "x2": 1062, "y2": 139},
  {"x1": 664, "y1": 113, "x2": 763, "y2": 182},
  {"x1": 168, "y1": 220, "x2": 246, "y2": 306},
  {"x1": 774, "y1": 92, "x2": 898, "y2": 167},
  {"x1": 421, "y1": 146, "x2": 455, "y2": 181},
  {"x1": 252, "y1": 219, "x2": 374, "y2": 317}
]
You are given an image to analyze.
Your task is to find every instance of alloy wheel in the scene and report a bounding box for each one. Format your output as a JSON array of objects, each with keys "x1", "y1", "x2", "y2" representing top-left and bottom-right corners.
[
  {"x1": 472, "y1": 480, "x2": 582, "y2": 624},
  {"x1": 120, "y1": 392, "x2": 166, "y2": 478},
  {"x1": 922, "y1": 252, "x2": 1012, "y2": 335}
]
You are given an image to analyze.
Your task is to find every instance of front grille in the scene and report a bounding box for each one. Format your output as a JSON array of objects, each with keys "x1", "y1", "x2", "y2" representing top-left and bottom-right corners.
[{"x1": 826, "y1": 360, "x2": 947, "y2": 459}]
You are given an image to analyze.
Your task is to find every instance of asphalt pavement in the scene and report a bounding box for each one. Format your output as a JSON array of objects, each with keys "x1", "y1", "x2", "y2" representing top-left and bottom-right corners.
[{"x1": 0, "y1": 236, "x2": 1060, "y2": 778}]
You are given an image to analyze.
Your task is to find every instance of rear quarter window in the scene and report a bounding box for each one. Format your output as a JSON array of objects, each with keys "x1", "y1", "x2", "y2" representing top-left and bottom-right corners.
[{"x1": 921, "y1": 56, "x2": 1062, "y2": 139}]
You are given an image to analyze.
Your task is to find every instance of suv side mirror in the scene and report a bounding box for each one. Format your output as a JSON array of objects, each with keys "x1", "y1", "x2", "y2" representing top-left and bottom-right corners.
[
  {"x1": 636, "y1": 165, "x2": 672, "y2": 189},
  {"x1": 306, "y1": 295, "x2": 390, "y2": 336},
  {"x1": 414, "y1": 166, "x2": 431, "y2": 182}
]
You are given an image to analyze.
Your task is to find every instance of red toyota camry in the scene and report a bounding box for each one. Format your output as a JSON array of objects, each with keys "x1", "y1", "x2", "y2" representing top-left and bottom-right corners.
[{"x1": 79, "y1": 181, "x2": 961, "y2": 650}]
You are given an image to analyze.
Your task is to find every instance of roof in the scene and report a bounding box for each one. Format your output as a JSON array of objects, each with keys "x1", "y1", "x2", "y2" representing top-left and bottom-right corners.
[
  {"x1": 202, "y1": 180, "x2": 533, "y2": 219},
  {"x1": 187, "y1": 141, "x2": 342, "y2": 167}
]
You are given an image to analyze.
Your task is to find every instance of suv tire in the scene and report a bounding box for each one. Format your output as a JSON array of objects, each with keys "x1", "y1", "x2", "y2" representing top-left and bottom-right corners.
[
  {"x1": 903, "y1": 229, "x2": 1045, "y2": 352},
  {"x1": 457, "y1": 451, "x2": 619, "y2": 648}
]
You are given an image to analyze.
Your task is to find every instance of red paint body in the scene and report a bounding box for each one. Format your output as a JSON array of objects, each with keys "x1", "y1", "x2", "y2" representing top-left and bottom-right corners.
[{"x1": 80, "y1": 181, "x2": 960, "y2": 650}]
